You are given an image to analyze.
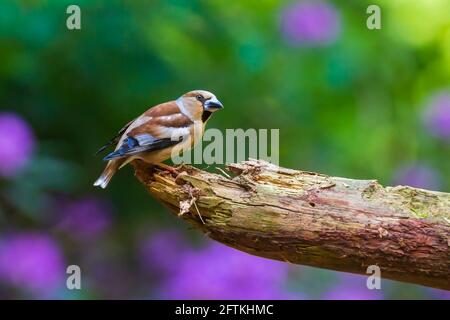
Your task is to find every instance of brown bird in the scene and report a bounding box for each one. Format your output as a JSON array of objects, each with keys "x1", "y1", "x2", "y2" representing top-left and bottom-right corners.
[{"x1": 94, "y1": 90, "x2": 223, "y2": 188}]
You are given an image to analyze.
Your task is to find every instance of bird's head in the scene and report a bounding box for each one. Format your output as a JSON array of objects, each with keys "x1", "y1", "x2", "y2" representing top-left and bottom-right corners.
[{"x1": 177, "y1": 90, "x2": 224, "y2": 122}]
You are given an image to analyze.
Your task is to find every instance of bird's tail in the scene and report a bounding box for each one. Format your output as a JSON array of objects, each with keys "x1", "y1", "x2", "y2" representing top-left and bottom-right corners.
[{"x1": 93, "y1": 160, "x2": 122, "y2": 189}]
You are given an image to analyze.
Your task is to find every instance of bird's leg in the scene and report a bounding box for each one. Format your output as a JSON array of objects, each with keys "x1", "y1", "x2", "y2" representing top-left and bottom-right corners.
[{"x1": 155, "y1": 163, "x2": 179, "y2": 176}]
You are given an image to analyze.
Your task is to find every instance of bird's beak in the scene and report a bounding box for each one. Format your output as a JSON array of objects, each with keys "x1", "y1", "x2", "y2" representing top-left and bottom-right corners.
[{"x1": 204, "y1": 97, "x2": 224, "y2": 111}]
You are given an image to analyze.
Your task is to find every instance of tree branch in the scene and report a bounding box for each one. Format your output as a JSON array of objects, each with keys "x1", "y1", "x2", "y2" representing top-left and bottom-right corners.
[{"x1": 132, "y1": 159, "x2": 450, "y2": 290}]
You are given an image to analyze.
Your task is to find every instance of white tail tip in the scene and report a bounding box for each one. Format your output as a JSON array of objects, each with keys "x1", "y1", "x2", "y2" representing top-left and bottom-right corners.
[{"x1": 93, "y1": 176, "x2": 109, "y2": 189}]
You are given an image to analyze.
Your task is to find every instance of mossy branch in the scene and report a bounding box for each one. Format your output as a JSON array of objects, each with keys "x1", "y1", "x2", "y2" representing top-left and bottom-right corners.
[{"x1": 132, "y1": 159, "x2": 450, "y2": 290}]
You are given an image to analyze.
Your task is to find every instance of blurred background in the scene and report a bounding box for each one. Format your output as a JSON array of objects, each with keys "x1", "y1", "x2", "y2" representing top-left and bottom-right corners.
[{"x1": 0, "y1": 0, "x2": 449, "y2": 299}]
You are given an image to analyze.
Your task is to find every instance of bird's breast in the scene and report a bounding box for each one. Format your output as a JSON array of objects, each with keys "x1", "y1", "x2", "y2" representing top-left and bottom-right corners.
[{"x1": 191, "y1": 121, "x2": 205, "y2": 146}]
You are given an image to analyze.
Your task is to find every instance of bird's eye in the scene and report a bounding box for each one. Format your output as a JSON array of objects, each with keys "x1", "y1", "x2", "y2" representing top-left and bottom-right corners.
[{"x1": 196, "y1": 95, "x2": 204, "y2": 101}]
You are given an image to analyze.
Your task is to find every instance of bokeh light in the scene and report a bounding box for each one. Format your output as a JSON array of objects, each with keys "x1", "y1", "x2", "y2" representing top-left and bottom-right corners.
[
  {"x1": 280, "y1": 1, "x2": 341, "y2": 47},
  {"x1": 0, "y1": 233, "x2": 64, "y2": 296},
  {"x1": 154, "y1": 239, "x2": 295, "y2": 300},
  {"x1": 393, "y1": 164, "x2": 441, "y2": 190},
  {"x1": 423, "y1": 91, "x2": 450, "y2": 140},
  {"x1": 55, "y1": 196, "x2": 113, "y2": 241},
  {"x1": 0, "y1": 112, "x2": 34, "y2": 177}
]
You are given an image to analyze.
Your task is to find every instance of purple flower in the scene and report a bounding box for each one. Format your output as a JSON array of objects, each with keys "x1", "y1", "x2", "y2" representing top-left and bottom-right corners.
[
  {"x1": 322, "y1": 273, "x2": 383, "y2": 300},
  {"x1": 323, "y1": 285, "x2": 382, "y2": 300},
  {"x1": 82, "y1": 248, "x2": 137, "y2": 299},
  {"x1": 156, "y1": 239, "x2": 295, "y2": 299},
  {"x1": 280, "y1": 1, "x2": 341, "y2": 47},
  {"x1": 138, "y1": 229, "x2": 190, "y2": 275},
  {"x1": 0, "y1": 112, "x2": 35, "y2": 177},
  {"x1": 56, "y1": 196, "x2": 112, "y2": 240},
  {"x1": 426, "y1": 288, "x2": 450, "y2": 300},
  {"x1": 0, "y1": 233, "x2": 64, "y2": 295},
  {"x1": 423, "y1": 91, "x2": 450, "y2": 140},
  {"x1": 393, "y1": 164, "x2": 441, "y2": 190}
]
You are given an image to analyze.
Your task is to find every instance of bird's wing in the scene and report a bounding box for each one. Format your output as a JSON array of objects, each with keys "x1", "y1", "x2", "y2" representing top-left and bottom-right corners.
[
  {"x1": 96, "y1": 118, "x2": 136, "y2": 155},
  {"x1": 102, "y1": 136, "x2": 181, "y2": 161},
  {"x1": 103, "y1": 101, "x2": 193, "y2": 161}
]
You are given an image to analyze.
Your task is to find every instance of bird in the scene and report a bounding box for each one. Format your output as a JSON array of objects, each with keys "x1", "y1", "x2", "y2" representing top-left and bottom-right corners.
[{"x1": 94, "y1": 90, "x2": 224, "y2": 188}]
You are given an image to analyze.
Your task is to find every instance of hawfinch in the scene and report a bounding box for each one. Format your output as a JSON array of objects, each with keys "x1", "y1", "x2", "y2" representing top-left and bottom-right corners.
[{"x1": 94, "y1": 90, "x2": 223, "y2": 188}]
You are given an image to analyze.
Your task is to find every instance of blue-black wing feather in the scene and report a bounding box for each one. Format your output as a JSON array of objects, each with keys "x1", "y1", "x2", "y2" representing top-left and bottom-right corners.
[
  {"x1": 96, "y1": 119, "x2": 136, "y2": 155},
  {"x1": 103, "y1": 135, "x2": 181, "y2": 161}
]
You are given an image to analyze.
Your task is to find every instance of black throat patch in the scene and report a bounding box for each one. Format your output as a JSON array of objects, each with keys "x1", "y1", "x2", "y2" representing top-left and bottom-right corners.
[{"x1": 202, "y1": 111, "x2": 212, "y2": 122}]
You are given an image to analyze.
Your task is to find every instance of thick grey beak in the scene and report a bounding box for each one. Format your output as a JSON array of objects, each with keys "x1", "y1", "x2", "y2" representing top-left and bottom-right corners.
[{"x1": 204, "y1": 97, "x2": 223, "y2": 111}]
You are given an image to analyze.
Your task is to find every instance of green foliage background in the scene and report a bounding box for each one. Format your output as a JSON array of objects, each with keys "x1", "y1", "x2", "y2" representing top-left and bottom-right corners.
[{"x1": 0, "y1": 0, "x2": 449, "y2": 299}]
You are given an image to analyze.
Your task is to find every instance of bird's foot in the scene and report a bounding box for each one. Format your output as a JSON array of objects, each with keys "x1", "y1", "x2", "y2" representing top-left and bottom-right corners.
[{"x1": 155, "y1": 163, "x2": 179, "y2": 177}]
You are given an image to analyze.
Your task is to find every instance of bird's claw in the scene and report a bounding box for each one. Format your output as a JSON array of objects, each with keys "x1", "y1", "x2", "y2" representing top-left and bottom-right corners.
[{"x1": 156, "y1": 163, "x2": 180, "y2": 177}]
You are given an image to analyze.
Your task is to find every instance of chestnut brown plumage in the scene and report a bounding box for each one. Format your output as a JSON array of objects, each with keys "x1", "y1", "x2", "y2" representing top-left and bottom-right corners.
[{"x1": 94, "y1": 90, "x2": 223, "y2": 188}]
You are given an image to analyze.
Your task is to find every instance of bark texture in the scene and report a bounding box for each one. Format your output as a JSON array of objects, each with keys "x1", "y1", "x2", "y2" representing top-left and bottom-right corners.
[{"x1": 132, "y1": 159, "x2": 450, "y2": 290}]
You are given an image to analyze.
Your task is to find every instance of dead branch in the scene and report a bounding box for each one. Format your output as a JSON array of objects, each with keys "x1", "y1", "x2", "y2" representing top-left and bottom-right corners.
[{"x1": 132, "y1": 159, "x2": 450, "y2": 290}]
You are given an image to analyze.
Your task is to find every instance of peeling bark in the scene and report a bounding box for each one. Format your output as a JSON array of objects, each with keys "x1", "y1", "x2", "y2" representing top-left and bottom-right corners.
[{"x1": 132, "y1": 159, "x2": 450, "y2": 290}]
